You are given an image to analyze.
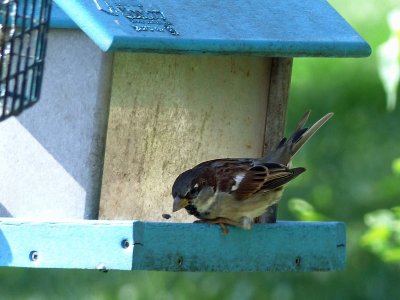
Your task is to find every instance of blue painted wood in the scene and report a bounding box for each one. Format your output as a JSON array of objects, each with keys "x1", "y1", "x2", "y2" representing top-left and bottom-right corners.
[
  {"x1": 0, "y1": 219, "x2": 133, "y2": 270},
  {"x1": 0, "y1": 218, "x2": 345, "y2": 271},
  {"x1": 53, "y1": 0, "x2": 370, "y2": 56},
  {"x1": 50, "y1": 2, "x2": 78, "y2": 28},
  {"x1": 132, "y1": 221, "x2": 346, "y2": 272}
]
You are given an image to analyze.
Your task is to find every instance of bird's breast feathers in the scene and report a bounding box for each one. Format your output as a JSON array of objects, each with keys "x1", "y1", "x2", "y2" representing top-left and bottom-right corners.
[{"x1": 195, "y1": 185, "x2": 284, "y2": 222}]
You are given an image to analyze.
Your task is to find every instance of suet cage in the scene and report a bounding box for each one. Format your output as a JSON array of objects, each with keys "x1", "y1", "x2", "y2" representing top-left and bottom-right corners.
[{"x1": 0, "y1": 0, "x2": 52, "y2": 122}]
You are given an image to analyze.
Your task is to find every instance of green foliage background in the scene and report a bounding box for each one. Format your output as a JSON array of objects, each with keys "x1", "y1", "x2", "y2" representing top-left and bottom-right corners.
[{"x1": 1, "y1": 1, "x2": 399, "y2": 299}]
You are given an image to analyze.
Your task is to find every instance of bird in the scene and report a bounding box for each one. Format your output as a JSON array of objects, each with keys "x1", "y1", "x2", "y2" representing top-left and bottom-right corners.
[{"x1": 171, "y1": 111, "x2": 333, "y2": 233}]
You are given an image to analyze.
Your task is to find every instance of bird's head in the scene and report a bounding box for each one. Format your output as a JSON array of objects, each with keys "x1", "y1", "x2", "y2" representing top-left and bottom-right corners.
[{"x1": 171, "y1": 167, "x2": 215, "y2": 213}]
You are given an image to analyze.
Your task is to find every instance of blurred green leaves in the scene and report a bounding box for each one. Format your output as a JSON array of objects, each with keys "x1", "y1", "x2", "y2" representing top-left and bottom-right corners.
[
  {"x1": 360, "y1": 157, "x2": 400, "y2": 263},
  {"x1": 288, "y1": 198, "x2": 329, "y2": 221},
  {"x1": 376, "y1": 9, "x2": 400, "y2": 111},
  {"x1": 288, "y1": 156, "x2": 400, "y2": 264},
  {"x1": 361, "y1": 207, "x2": 400, "y2": 263},
  {"x1": 392, "y1": 158, "x2": 400, "y2": 175}
]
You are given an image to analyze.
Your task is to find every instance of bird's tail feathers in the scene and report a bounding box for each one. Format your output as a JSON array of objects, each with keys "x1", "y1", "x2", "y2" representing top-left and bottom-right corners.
[
  {"x1": 264, "y1": 111, "x2": 333, "y2": 165},
  {"x1": 289, "y1": 111, "x2": 333, "y2": 157}
]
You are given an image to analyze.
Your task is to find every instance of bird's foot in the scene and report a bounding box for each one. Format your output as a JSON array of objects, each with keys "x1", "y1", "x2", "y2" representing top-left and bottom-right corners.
[{"x1": 194, "y1": 218, "x2": 241, "y2": 234}]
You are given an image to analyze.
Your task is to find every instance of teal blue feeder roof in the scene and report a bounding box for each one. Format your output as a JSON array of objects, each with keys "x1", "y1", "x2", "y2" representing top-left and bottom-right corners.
[
  {"x1": 52, "y1": 0, "x2": 371, "y2": 57},
  {"x1": 50, "y1": 3, "x2": 78, "y2": 28}
]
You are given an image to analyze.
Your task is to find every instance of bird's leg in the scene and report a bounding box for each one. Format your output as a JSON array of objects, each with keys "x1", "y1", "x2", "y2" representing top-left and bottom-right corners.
[
  {"x1": 194, "y1": 218, "x2": 241, "y2": 234},
  {"x1": 220, "y1": 223, "x2": 229, "y2": 235}
]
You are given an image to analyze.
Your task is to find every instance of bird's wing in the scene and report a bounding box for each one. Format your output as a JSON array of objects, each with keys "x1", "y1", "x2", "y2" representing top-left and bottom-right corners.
[{"x1": 232, "y1": 163, "x2": 305, "y2": 201}]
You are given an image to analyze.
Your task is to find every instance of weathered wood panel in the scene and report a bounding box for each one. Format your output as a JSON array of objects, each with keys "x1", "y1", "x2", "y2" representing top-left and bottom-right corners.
[
  {"x1": 100, "y1": 54, "x2": 271, "y2": 222},
  {"x1": 257, "y1": 57, "x2": 293, "y2": 224},
  {"x1": 263, "y1": 58, "x2": 293, "y2": 155}
]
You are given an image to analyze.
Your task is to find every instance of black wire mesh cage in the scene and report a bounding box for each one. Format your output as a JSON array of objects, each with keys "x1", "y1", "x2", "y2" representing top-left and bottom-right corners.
[{"x1": 0, "y1": 0, "x2": 52, "y2": 122}]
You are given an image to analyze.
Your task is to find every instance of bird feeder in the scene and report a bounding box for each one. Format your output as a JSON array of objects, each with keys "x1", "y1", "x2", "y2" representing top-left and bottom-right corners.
[
  {"x1": 0, "y1": 0, "x2": 370, "y2": 272},
  {"x1": 0, "y1": 0, "x2": 52, "y2": 121}
]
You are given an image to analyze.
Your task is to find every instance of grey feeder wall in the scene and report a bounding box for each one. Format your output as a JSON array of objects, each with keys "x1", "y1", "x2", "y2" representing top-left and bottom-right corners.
[{"x1": 0, "y1": 24, "x2": 113, "y2": 218}]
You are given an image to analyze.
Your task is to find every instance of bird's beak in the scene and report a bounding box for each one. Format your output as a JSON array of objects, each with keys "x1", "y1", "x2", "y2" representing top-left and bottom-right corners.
[{"x1": 173, "y1": 197, "x2": 189, "y2": 212}]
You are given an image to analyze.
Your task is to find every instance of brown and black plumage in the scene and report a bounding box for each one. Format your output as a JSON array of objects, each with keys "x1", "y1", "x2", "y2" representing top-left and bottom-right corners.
[{"x1": 172, "y1": 111, "x2": 333, "y2": 233}]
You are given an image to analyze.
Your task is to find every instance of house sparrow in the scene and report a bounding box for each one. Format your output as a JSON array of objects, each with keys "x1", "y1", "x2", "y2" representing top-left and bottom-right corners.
[{"x1": 171, "y1": 111, "x2": 333, "y2": 233}]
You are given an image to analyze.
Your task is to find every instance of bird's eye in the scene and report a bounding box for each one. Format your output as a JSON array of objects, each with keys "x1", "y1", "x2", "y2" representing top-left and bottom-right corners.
[{"x1": 187, "y1": 185, "x2": 200, "y2": 198}]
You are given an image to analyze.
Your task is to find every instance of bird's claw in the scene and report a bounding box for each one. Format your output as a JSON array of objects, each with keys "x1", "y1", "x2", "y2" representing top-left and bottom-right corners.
[
  {"x1": 219, "y1": 223, "x2": 229, "y2": 234},
  {"x1": 193, "y1": 218, "x2": 239, "y2": 234}
]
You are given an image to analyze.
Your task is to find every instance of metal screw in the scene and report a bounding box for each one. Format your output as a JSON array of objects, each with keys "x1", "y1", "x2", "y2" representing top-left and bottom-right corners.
[
  {"x1": 96, "y1": 263, "x2": 108, "y2": 273},
  {"x1": 29, "y1": 251, "x2": 39, "y2": 261},
  {"x1": 121, "y1": 239, "x2": 130, "y2": 249},
  {"x1": 177, "y1": 256, "x2": 183, "y2": 271},
  {"x1": 295, "y1": 256, "x2": 301, "y2": 267}
]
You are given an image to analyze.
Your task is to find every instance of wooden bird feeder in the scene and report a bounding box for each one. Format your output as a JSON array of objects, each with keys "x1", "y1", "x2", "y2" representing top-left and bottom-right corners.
[{"x1": 0, "y1": 0, "x2": 370, "y2": 272}]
